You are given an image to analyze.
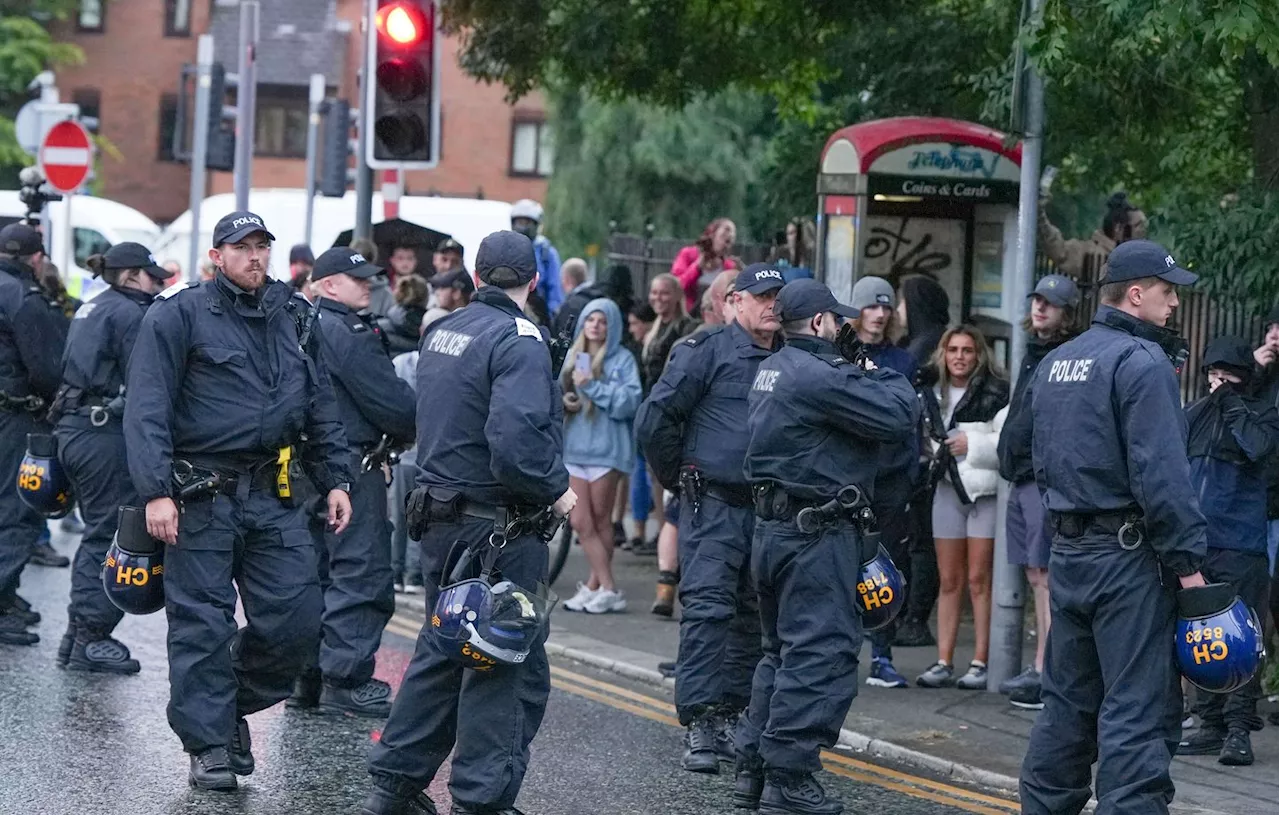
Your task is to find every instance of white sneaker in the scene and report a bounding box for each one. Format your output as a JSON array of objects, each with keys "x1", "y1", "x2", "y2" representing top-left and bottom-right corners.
[
  {"x1": 563, "y1": 583, "x2": 599, "y2": 612},
  {"x1": 584, "y1": 588, "x2": 627, "y2": 614}
]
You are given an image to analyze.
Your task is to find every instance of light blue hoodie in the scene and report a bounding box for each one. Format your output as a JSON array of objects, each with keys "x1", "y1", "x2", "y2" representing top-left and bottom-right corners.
[{"x1": 561, "y1": 298, "x2": 643, "y2": 474}]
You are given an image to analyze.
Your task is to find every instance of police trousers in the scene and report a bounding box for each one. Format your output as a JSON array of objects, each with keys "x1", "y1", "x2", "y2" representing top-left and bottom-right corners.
[
  {"x1": 307, "y1": 460, "x2": 395, "y2": 685},
  {"x1": 0, "y1": 412, "x2": 44, "y2": 605},
  {"x1": 1194, "y1": 547, "x2": 1269, "y2": 734},
  {"x1": 56, "y1": 417, "x2": 133, "y2": 635},
  {"x1": 164, "y1": 485, "x2": 321, "y2": 754},
  {"x1": 1020, "y1": 537, "x2": 1181, "y2": 815},
  {"x1": 368, "y1": 516, "x2": 550, "y2": 810},
  {"x1": 737, "y1": 518, "x2": 863, "y2": 773},
  {"x1": 675, "y1": 494, "x2": 761, "y2": 723}
]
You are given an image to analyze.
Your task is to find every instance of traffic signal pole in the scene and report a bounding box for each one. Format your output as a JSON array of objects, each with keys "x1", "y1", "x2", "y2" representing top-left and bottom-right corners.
[
  {"x1": 233, "y1": 0, "x2": 259, "y2": 212},
  {"x1": 354, "y1": 0, "x2": 373, "y2": 241},
  {"x1": 304, "y1": 73, "x2": 325, "y2": 247},
  {"x1": 187, "y1": 35, "x2": 214, "y2": 284}
]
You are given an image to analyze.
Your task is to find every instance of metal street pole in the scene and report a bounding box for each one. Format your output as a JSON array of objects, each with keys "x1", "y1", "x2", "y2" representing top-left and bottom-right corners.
[
  {"x1": 233, "y1": 0, "x2": 259, "y2": 212},
  {"x1": 989, "y1": 0, "x2": 1045, "y2": 692},
  {"x1": 353, "y1": 0, "x2": 373, "y2": 242},
  {"x1": 188, "y1": 35, "x2": 214, "y2": 284},
  {"x1": 304, "y1": 73, "x2": 324, "y2": 247}
]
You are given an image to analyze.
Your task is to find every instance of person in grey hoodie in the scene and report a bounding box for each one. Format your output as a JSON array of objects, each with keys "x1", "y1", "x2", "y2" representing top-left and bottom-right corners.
[{"x1": 559, "y1": 298, "x2": 643, "y2": 614}]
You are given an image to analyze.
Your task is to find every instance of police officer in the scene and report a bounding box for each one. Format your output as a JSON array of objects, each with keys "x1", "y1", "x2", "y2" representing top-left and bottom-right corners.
[
  {"x1": 52, "y1": 242, "x2": 170, "y2": 672},
  {"x1": 635, "y1": 262, "x2": 784, "y2": 773},
  {"x1": 363, "y1": 231, "x2": 576, "y2": 815},
  {"x1": 1020, "y1": 239, "x2": 1208, "y2": 815},
  {"x1": 739, "y1": 279, "x2": 916, "y2": 814},
  {"x1": 0, "y1": 223, "x2": 64, "y2": 646},
  {"x1": 124, "y1": 211, "x2": 354, "y2": 791},
  {"x1": 289, "y1": 247, "x2": 416, "y2": 716}
]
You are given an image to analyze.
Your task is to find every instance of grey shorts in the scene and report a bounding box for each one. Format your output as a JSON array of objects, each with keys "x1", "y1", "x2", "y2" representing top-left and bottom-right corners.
[
  {"x1": 931, "y1": 482, "x2": 997, "y2": 540},
  {"x1": 1006, "y1": 481, "x2": 1051, "y2": 569}
]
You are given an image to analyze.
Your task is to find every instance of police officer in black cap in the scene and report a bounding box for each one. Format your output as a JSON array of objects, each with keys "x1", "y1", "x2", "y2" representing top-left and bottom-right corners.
[
  {"x1": 737, "y1": 279, "x2": 916, "y2": 814},
  {"x1": 363, "y1": 230, "x2": 576, "y2": 815},
  {"x1": 634, "y1": 261, "x2": 784, "y2": 773},
  {"x1": 0, "y1": 223, "x2": 64, "y2": 646},
  {"x1": 51, "y1": 242, "x2": 170, "y2": 672},
  {"x1": 124, "y1": 210, "x2": 354, "y2": 791},
  {"x1": 288, "y1": 247, "x2": 416, "y2": 716},
  {"x1": 1021, "y1": 239, "x2": 1208, "y2": 815}
]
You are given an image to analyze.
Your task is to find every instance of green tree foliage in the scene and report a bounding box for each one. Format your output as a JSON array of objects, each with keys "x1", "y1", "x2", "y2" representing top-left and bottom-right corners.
[{"x1": 0, "y1": 2, "x2": 83, "y2": 169}]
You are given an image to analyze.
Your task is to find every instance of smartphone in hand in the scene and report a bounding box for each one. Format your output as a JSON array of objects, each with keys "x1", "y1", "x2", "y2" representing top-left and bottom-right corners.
[{"x1": 575, "y1": 352, "x2": 592, "y2": 375}]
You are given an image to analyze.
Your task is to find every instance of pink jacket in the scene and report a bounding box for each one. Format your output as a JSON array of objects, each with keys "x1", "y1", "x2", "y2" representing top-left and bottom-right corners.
[{"x1": 670, "y1": 246, "x2": 738, "y2": 313}]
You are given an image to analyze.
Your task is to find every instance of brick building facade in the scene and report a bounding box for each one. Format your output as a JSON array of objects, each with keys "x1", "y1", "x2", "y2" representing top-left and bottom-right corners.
[{"x1": 53, "y1": 0, "x2": 549, "y2": 224}]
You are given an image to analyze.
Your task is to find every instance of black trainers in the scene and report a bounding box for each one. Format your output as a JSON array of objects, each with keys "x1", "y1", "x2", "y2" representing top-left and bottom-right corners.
[
  {"x1": 631, "y1": 538, "x2": 659, "y2": 557},
  {"x1": 998, "y1": 666, "x2": 1040, "y2": 696},
  {"x1": 56, "y1": 622, "x2": 74, "y2": 667},
  {"x1": 733, "y1": 757, "x2": 764, "y2": 809},
  {"x1": 0, "y1": 614, "x2": 38, "y2": 646},
  {"x1": 1009, "y1": 682, "x2": 1044, "y2": 710},
  {"x1": 682, "y1": 714, "x2": 722, "y2": 774},
  {"x1": 1177, "y1": 727, "x2": 1226, "y2": 756},
  {"x1": 189, "y1": 747, "x2": 238, "y2": 791},
  {"x1": 321, "y1": 678, "x2": 393, "y2": 717},
  {"x1": 658, "y1": 660, "x2": 676, "y2": 678},
  {"x1": 450, "y1": 804, "x2": 526, "y2": 815},
  {"x1": 228, "y1": 717, "x2": 254, "y2": 776},
  {"x1": 1219, "y1": 728, "x2": 1253, "y2": 766},
  {"x1": 67, "y1": 635, "x2": 141, "y2": 674},
  {"x1": 760, "y1": 771, "x2": 843, "y2": 815},
  {"x1": 287, "y1": 670, "x2": 322, "y2": 709},
  {"x1": 892, "y1": 618, "x2": 935, "y2": 647},
  {"x1": 28, "y1": 541, "x2": 69, "y2": 568}
]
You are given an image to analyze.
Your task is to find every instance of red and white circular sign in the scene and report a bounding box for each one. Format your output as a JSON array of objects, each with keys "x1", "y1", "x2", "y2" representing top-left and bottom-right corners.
[{"x1": 39, "y1": 120, "x2": 93, "y2": 193}]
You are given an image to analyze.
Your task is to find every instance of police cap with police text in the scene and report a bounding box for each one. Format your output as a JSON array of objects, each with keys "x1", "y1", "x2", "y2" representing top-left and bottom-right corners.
[
  {"x1": 0, "y1": 223, "x2": 43, "y2": 256},
  {"x1": 1028, "y1": 273, "x2": 1080, "y2": 308},
  {"x1": 1100, "y1": 239, "x2": 1197, "y2": 286},
  {"x1": 774, "y1": 278, "x2": 860, "y2": 323},
  {"x1": 735, "y1": 263, "x2": 787, "y2": 296},
  {"x1": 311, "y1": 246, "x2": 383, "y2": 281},
  {"x1": 429, "y1": 267, "x2": 475, "y2": 294},
  {"x1": 103, "y1": 242, "x2": 169, "y2": 280},
  {"x1": 212, "y1": 210, "x2": 277, "y2": 246},
  {"x1": 475, "y1": 230, "x2": 537, "y2": 287}
]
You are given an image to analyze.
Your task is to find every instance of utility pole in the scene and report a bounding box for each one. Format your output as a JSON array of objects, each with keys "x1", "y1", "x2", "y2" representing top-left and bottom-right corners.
[
  {"x1": 989, "y1": 0, "x2": 1044, "y2": 692},
  {"x1": 187, "y1": 35, "x2": 214, "y2": 284},
  {"x1": 233, "y1": 0, "x2": 259, "y2": 211},
  {"x1": 303, "y1": 73, "x2": 325, "y2": 247},
  {"x1": 352, "y1": 0, "x2": 373, "y2": 241}
]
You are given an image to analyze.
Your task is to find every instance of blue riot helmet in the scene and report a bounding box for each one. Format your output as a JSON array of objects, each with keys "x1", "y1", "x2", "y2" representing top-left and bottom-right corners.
[
  {"x1": 1175, "y1": 582, "x2": 1264, "y2": 694},
  {"x1": 17, "y1": 433, "x2": 74, "y2": 518},
  {"x1": 103, "y1": 505, "x2": 166, "y2": 615},
  {"x1": 856, "y1": 543, "x2": 906, "y2": 632},
  {"x1": 430, "y1": 578, "x2": 554, "y2": 671}
]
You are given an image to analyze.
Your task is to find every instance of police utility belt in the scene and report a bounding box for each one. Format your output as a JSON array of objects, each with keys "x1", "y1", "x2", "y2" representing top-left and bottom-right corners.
[
  {"x1": 754, "y1": 481, "x2": 875, "y2": 536},
  {"x1": 1049, "y1": 509, "x2": 1146, "y2": 551},
  {"x1": 171, "y1": 447, "x2": 298, "y2": 504},
  {"x1": 0, "y1": 390, "x2": 46, "y2": 416},
  {"x1": 678, "y1": 466, "x2": 752, "y2": 526},
  {"x1": 52, "y1": 387, "x2": 125, "y2": 427},
  {"x1": 404, "y1": 486, "x2": 564, "y2": 544}
]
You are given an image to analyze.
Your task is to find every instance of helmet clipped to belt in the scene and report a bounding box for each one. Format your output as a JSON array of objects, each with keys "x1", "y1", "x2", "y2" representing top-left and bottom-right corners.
[
  {"x1": 856, "y1": 541, "x2": 906, "y2": 632},
  {"x1": 17, "y1": 433, "x2": 74, "y2": 518},
  {"x1": 1175, "y1": 582, "x2": 1264, "y2": 694},
  {"x1": 103, "y1": 505, "x2": 166, "y2": 615}
]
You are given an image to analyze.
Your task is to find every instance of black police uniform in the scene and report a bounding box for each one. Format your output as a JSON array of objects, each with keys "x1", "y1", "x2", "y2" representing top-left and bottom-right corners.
[
  {"x1": 1020, "y1": 242, "x2": 1206, "y2": 815},
  {"x1": 304, "y1": 249, "x2": 416, "y2": 713},
  {"x1": 0, "y1": 225, "x2": 64, "y2": 645},
  {"x1": 634, "y1": 268, "x2": 781, "y2": 749},
  {"x1": 367, "y1": 231, "x2": 567, "y2": 814},
  {"x1": 739, "y1": 281, "x2": 916, "y2": 810},
  {"x1": 53, "y1": 243, "x2": 169, "y2": 670},
  {"x1": 124, "y1": 212, "x2": 352, "y2": 781}
]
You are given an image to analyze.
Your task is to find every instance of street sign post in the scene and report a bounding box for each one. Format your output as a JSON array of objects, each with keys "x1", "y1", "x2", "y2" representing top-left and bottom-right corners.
[{"x1": 39, "y1": 120, "x2": 93, "y2": 193}]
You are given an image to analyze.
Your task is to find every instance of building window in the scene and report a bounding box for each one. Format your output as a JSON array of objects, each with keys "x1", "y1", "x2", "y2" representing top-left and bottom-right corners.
[
  {"x1": 510, "y1": 119, "x2": 552, "y2": 177},
  {"x1": 165, "y1": 0, "x2": 192, "y2": 36},
  {"x1": 71, "y1": 89, "x2": 100, "y2": 128},
  {"x1": 78, "y1": 0, "x2": 104, "y2": 31},
  {"x1": 254, "y1": 85, "x2": 309, "y2": 159},
  {"x1": 158, "y1": 94, "x2": 179, "y2": 161}
]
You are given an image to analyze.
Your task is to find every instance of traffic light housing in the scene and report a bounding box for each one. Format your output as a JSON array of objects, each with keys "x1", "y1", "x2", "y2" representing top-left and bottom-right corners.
[
  {"x1": 319, "y1": 99, "x2": 352, "y2": 197},
  {"x1": 365, "y1": 0, "x2": 438, "y2": 169},
  {"x1": 205, "y1": 62, "x2": 235, "y2": 172}
]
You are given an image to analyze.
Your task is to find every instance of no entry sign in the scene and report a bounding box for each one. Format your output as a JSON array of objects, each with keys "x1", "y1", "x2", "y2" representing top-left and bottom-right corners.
[{"x1": 39, "y1": 120, "x2": 92, "y2": 193}]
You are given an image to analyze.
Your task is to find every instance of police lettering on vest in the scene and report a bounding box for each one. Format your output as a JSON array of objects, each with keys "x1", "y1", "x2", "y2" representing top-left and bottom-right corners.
[
  {"x1": 1047, "y1": 358, "x2": 1094, "y2": 383},
  {"x1": 426, "y1": 329, "x2": 474, "y2": 357},
  {"x1": 752, "y1": 369, "x2": 780, "y2": 393}
]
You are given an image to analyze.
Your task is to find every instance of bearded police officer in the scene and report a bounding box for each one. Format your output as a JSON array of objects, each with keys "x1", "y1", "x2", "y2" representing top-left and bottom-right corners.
[
  {"x1": 287, "y1": 247, "x2": 416, "y2": 716},
  {"x1": 1020, "y1": 240, "x2": 1208, "y2": 815},
  {"x1": 0, "y1": 223, "x2": 63, "y2": 646},
  {"x1": 363, "y1": 230, "x2": 576, "y2": 815},
  {"x1": 635, "y1": 262, "x2": 784, "y2": 773},
  {"x1": 125, "y1": 211, "x2": 354, "y2": 791},
  {"x1": 738, "y1": 279, "x2": 916, "y2": 814}
]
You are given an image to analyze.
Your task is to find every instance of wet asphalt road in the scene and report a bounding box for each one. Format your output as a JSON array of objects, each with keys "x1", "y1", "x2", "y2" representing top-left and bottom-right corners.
[{"x1": 0, "y1": 532, "x2": 1016, "y2": 815}]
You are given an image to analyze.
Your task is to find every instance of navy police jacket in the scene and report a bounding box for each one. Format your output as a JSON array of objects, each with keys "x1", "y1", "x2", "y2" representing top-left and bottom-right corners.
[
  {"x1": 413, "y1": 286, "x2": 568, "y2": 507},
  {"x1": 1029, "y1": 305, "x2": 1206, "y2": 575},
  {"x1": 0, "y1": 257, "x2": 62, "y2": 402},
  {"x1": 864, "y1": 339, "x2": 920, "y2": 509},
  {"x1": 59, "y1": 286, "x2": 153, "y2": 404},
  {"x1": 745, "y1": 335, "x2": 918, "y2": 502},
  {"x1": 998, "y1": 333, "x2": 1074, "y2": 485},
  {"x1": 315, "y1": 298, "x2": 416, "y2": 449},
  {"x1": 635, "y1": 320, "x2": 775, "y2": 492},
  {"x1": 124, "y1": 274, "x2": 352, "y2": 502}
]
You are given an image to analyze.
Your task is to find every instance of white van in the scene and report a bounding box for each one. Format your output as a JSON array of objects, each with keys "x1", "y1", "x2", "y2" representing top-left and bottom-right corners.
[
  {"x1": 155, "y1": 189, "x2": 512, "y2": 280},
  {"x1": 0, "y1": 191, "x2": 162, "y2": 301}
]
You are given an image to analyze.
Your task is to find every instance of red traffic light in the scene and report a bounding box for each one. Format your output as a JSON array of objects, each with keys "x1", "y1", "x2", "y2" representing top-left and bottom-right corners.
[{"x1": 376, "y1": 2, "x2": 429, "y2": 46}]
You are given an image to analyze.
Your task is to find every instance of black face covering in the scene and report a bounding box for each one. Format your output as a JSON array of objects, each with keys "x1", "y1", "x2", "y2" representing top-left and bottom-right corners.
[
  {"x1": 1101, "y1": 308, "x2": 1189, "y2": 373},
  {"x1": 511, "y1": 221, "x2": 538, "y2": 241}
]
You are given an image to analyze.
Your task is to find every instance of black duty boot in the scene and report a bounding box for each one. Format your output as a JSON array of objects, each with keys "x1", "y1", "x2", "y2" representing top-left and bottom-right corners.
[
  {"x1": 360, "y1": 781, "x2": 439, "y2": 815},
  {"x1": 57, "y1": 622, "x2": 74, "y2": 666},
  {"x1": 0, "y1": 614, "x2": 38, "y2": 646},
  {"x1": 67, "y1": 634, "x2": 141, "y2": 674},
  {"x1": 716, "y1": 708, "x2": 740, "y2": 762},
  {"x1": 3, "y1": 594, "x2": 39, "y2": 626},
  {"x1": 28, "y1": 541, "x2": 70, "y2": 568},
  {"x1": 892, "y1": 618, "x2": 934, "y2": 647},
  {"x1": 228, "y1": 717, "x2": 254, "y2": 776},
  {"x1": 733, "y1": 756, "x2": 765, "y2": 809},
  {"x1": 321, "y1": 677, "x2": 393, "y2": 717},
  {"x1": 189, "y1": 747, "x2": 238, "y2": 791},
  {"x1": 286, "y1": 670, "x2": 322, "y2": 709},
  {"x1": 1177, "y1": 727, "x2": 1226, "y2": 756},
  {"x1": 682, "y1": 713, "x2": 722, "y2": 774},
  {"x1": 759, "y1": 771, "x2": 843, "y2": 815},
  {"x1": 1219, "y1": 728, "x2": 1254, "y2": 766},
  {"x1": 450, "y1": 804, "x2": 527, "y2": 815}
]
